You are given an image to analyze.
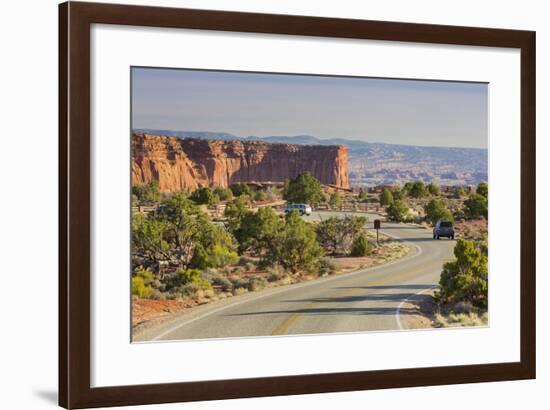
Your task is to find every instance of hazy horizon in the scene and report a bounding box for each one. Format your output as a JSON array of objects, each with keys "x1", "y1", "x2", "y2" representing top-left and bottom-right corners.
[{"x1": 132, "y1": 67, "x2": 489, "y2": 149}]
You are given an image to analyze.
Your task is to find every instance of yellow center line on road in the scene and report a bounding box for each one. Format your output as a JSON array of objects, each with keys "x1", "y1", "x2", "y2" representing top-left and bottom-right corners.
[{"x1": 270, "y1": 259, "x2": 449, "y2": 336}]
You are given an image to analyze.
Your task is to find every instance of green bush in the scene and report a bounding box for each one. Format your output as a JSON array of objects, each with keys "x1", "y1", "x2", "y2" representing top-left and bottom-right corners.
[
  {"x1": 437, "y1": 239, "x2": 488, "y2": 308},
  {"x1": 328, "y1": 192, "x2": 343, "y2": 208},
  {"x1": 318, "y1": 257, "x2": 337, "y2": 276},
  {"x1": 132, "y1": 181, "x2": 160, "y2": 204},
  {"x1": 283, "y1": 172, "x2": 324, "y2": 207},
  {"x1": 464, "y1": 193, "x2": 488, "y2": 219},
  {"x1": 229, "y1": 183, "x2": 253, "y2": 197},
  {"x1": 210, "y1": 274, "x2": 234, "y2": 291},
  {"x1": 189, "y1": 187, "x2": 219, "y2": 205},
  {"x1": 276, "y1": 211, "x2": 324, "y2": 273},
  {"x1": 315, "y1": 215, "x2": 368, "y2": 255},
  {"x1": 131, "y1": 269, "x2": 154, "y2": 298},
  {"x1": 476, "y1": 182, "x2": 488, "y2": 198},
  {"x1": 386, "y1": 199, "x2": 409, "y2": 222},
  {"x1": 454, "y1": 186, "x2": 467, "y2": 198},
  {"x1": 253, "y1": 189, "x2": 267, "y2": 201},
  {"x1": 214, "y1": 186, "x2": 233, "y2": 201},
  {"x1": 350, "y1": 234, "x2": 374, "y2": 256},
  {"x1": 408, "y1": 181, "x2": 428, "y2": 198},
  {"x1": 248, "y1": 276, "x2": 268, "y2": 291},
  {"x1": 424, "y1": 199, "x2": 454, "y2": 225},
  {"x1": 427, "y1": 182, "x2": 441, "y2": 196},
  {"x1": 176, "y1": 268, "x2": 212, "y2": 290},
  {"x1": 379, "y1": 188, "x2": 394, "y2": 206},
  {"x1": 232, "y1": 277, "x2": 250, "y2": 290}
]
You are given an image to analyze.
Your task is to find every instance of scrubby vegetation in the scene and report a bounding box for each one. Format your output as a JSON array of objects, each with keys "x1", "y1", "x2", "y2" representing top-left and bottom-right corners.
[{"x1": 132, "y1": 172, "x2": 388, "y2": 308}]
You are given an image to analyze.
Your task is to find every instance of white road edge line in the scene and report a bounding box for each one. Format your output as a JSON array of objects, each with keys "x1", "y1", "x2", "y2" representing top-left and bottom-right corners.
[
  {"x1": 148, "y1": 225, "x2": 426, "y2": 341},
  {"x1": 395, "y1": 286, "x2": 437, "y2": 330}
]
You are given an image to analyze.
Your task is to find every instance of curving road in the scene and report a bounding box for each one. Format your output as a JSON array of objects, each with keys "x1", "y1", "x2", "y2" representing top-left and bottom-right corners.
[{"x1": 134, "y1": 212, "x2": 456, "y2": 342}]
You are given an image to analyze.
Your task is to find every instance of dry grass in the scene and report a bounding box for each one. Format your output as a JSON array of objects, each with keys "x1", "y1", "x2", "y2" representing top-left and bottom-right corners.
[{"x1": 434, "y1": 311, "x2": 488, "y2": 328}]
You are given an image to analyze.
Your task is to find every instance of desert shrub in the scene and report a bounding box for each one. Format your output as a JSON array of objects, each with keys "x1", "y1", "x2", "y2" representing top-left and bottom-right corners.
[
  {"x1": 282, "y1": 172, "x2": 324, "y2": 207},
  {"x1": 318, "y1": 258, "x2": 336, "y2": 276},
  {"x1": 248, "y1": 276, "x2": 268, "y2": 291},
  {"x1": 267, "y1": 265, "x2": 286, "y2": 282},
  {"x1": 229, "y1": 183, "x2": 253, "y2": 197},
  {"x1": 437, "y1": 239, "x2": 488, "y2": 308},
  {"x1": 454, "y1": 186, "x2": 467, "y2": 198},
  {"x1": 464, "y1": 193, "x2": 488, "y2": 219},
  {"x1": 427, "y1": 182, "x2": 441, "y2": 196},
  {"x1": 253, "y1": 189, "x2": 267, "y2": 201},
  {"x1": 386, "y1": 200, "x2": 409, "y2": 222},
  {"x1": 275, "y1": 211, "x2": 324, "y2": 273},
  {"x1": 315, "y1": 215, "x2": 368, "y2": 255},
  {"x1": 232, "y1": 277, "x2": 250, "y2": 290},
  {"x1": 213, "y1": 186, "x2": 233, "y2": 201},
  {"x1": 408, "y1": 180, "x2": 428, "y2": 198},
  {"x1": 328, "y1": 192, "x2": 343, "y2": 209},
  {"x1": 189, "y1": 187, "x2": 219, "y2": 205},
  {"x1": 176, "y1": 268, "x2": 212, "y2": 290},
  {"x1": 132, "y1": 181, "x2": 160, "y2": 204},
  {"x1": 148, "y1": 288, "x2": 166, "y2": 300},
  {"x1": 424, "y1": 199, "x2": 454, "y2": 225},
  {"x1": 453, "y1": 301, "x2": 475, "y2": 314},
  {"x1": 179, "y1": 282, "x2": 200, "y2": 297},
  {"x1": 476, "y1": 182, "x2": 488, "y2": 198},
  {"x1": 350, "y1": 234, "x2": 374, "y2": 257},
  {"x1": 211, "y1": 274, "x2": 234, "y2": 292},
  {"x1": 190, "y1": 243, "x2": 239, "y2": 270},
  {"x1": 131, "y1": 269, "x2": 154, "y2": 298}
]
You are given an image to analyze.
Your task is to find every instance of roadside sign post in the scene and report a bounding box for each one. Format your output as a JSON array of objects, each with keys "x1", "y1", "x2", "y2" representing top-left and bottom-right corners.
[{"x1": 374, "y1": 219, "x2": 381, "y2": 245}]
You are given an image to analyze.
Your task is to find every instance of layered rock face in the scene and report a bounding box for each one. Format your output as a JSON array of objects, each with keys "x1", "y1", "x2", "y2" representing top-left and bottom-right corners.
[{"x1": 132, "y1": 133, "x2": 349, "y2": 192}]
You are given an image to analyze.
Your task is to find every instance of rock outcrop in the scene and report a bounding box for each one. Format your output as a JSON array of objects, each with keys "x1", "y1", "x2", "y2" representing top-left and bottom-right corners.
[{"x1": 132, "y1": 133, "x2": 349, "y2": 192}]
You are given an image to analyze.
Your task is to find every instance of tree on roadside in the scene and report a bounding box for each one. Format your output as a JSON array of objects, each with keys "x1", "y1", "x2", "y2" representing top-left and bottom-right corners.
[
  {"x1": 464, "y1": 193, "x2": 488, "y2": 219},
  {"x1": 424, "y1": 199, "x2": 454, "y2": 225},
  {"x1": 386, "y1": 199, "x2": 409, "y2": 222},
  {"x1": 283, "y1": 172, "x2": 324, "y2": 207},
  {"x1": 379, "y1": 188, "x2": 394, "y2": 206},
  {"x1": 275, "y1": 211, "x2": 324, "y2": 274},
  {"x1": 315, "y1": 215, "x2": 368, "y2": 255},
  {"x1": 436, "y1": 239, "x2": 488, "y2": 308}
]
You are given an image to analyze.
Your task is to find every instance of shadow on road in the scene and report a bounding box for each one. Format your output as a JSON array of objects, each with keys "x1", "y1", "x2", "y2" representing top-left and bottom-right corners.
[
  {"x1": 280, "y1": 292, "x2": 423, "y2": 305},
  {"x1": 335, "y1": 284, "x2": 433, "y2": 290},
  {"x1": 226, "y1": 289, "x2": 435, "y2": 318},
  {"x1": 227, "y1": 305, "x2": 421, "y2": 317}
]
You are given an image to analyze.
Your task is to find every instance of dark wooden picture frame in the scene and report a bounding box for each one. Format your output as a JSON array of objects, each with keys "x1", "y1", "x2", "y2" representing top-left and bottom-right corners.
[{"x1": 59, "y1": 1, "x2": 536, "y2": 408}]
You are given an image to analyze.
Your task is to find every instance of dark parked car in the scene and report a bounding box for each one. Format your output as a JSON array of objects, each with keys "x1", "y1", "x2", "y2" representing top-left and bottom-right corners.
[{"x1": 433, "y1": 220, "x2": 455, "y2": 239}]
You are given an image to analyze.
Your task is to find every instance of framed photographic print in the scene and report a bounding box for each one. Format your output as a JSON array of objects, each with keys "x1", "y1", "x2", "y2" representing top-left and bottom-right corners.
[{"x1": 59, "y1": 1, "x2": 536, "y2": 408}]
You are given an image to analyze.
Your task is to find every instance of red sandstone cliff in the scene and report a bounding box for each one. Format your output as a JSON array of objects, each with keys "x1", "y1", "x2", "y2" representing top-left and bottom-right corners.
[{"x1": 132, "y1": 133, "x2": 349, "y2": 192}]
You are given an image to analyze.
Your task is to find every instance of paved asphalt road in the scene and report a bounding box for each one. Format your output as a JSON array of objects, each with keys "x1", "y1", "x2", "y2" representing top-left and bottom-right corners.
[{"x1": 134, "y1": 212, "x2": 456, "y2": 342}]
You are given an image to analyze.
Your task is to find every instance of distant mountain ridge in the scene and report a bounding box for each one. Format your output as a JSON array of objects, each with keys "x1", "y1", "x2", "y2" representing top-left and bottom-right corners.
[{"x1": 134, "y1": 129, "x2": 488, "y2": 187}]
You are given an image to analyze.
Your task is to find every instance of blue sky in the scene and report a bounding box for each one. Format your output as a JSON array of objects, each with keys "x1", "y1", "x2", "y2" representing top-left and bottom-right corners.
[{"x1": 131, "y1": 67, "x2": 488, "y2": 149}]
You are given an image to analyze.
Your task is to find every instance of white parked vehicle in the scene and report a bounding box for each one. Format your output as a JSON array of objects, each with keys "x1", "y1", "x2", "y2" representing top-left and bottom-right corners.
[{"x1": 284, "y1": 203, "x2": 312, "y2": 216}]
